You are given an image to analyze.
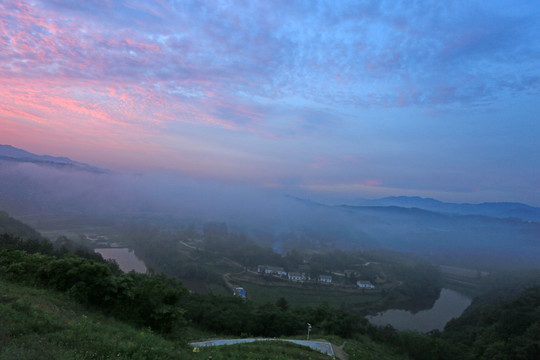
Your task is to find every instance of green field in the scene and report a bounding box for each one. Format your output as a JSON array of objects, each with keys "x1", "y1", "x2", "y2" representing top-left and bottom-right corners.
[{"x1": 234, "y1": 279, "x2": 381, "y2": 308}]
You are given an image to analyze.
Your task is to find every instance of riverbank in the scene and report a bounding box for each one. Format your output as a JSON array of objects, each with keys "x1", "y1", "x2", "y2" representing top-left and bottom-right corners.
[{"x1": 367, "y1": 288, "x2": 472, "y2": 332}]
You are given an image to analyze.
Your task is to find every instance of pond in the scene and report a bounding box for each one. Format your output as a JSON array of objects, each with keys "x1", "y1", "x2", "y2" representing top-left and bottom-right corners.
[
  {"x1": 94, "y1": 247, "x2": 147, "y2": 274},
  {"x1": 366, "y1": 288, "x2": 472, "y2": 332}
]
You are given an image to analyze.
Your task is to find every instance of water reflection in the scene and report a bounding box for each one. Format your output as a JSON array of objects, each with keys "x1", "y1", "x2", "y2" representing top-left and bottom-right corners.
[
  {"x1": 95, "y1": 248, "x2": 147, "y2": 274},
  {"x1": 367, "y1": 289, "x2": 472, "y2": 332}
]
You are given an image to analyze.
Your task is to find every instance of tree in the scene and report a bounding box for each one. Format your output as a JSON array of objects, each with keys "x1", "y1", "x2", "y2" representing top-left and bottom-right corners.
[{"x1": 276, "y1": 297, "x2": 289, "y2": 311}]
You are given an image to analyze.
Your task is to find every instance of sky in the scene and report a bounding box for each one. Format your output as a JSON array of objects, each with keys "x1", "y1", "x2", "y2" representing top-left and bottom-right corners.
[{"x1": 1, "y1": 0, "x2": 539, "y2": 205}]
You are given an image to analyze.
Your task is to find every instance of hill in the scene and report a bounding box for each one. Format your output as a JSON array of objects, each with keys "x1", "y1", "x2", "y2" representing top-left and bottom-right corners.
[
  {"x1": 0, "y1": 278, "x2": 188, "y2": 359},
  {"x1": 281, "y1": 197, "x2": 540, "y2": 271},
  {"x1": 443, "y1": 285, "x2": 540, "y2": 359},
  {"x1": 0, "y1": 144, "x2": 108, "y2": 173},
  {"x1": 351, "y1": 196, "x2": 540, "y2": 222},
  {"x1": 0, "y1": 210, "x2": 43, "y2": 240},
  {"x1": 0, "y1": 279, "x2": 410, "y2": 360}
]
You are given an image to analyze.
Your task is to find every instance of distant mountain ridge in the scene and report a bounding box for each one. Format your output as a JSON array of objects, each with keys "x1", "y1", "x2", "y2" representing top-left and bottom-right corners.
[
  {"x1": 284, "y1": 194, "x2": 540, "y2": 270},
  {"x1": 0, "y1": 144, "x2": 108, "y2": 173},
  {"x1": 350, "y1": 196, "x2": 540, "y2": 222}
]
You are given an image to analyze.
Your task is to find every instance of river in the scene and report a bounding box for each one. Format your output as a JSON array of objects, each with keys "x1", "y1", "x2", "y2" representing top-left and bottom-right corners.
[
  {"x1": 366, "y1": 288, "x2": 472, "y2": 332},
  {"x1": 94, "y1": 247, "x2": 147, "y2": 273}
]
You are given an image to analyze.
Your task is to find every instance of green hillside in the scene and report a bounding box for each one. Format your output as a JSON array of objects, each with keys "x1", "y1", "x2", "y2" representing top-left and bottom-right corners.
[
  {"x1": 0, "y1": 210, "x2": 43, "y2": 240},
  {"x1": 1, "y1": 278, "x2": 353, "y2": 360},
  {"x1": 0, "y1": 278, "x2": 187, "y2": 359},
  {"x1": 0, "y1": 232, "x2": 408, "y2": 360},
  {"x1": 0, "y1": 278, "x2": 413, "y2": 360},
  {"x1": 1, "y1": 212, "x2": 539, "y2": 360}
]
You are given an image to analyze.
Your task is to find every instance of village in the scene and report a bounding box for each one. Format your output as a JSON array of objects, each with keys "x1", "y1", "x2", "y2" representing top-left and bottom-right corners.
[
  {"x1": 232, "y1": 264, "x2": 376, "y2": 300},
  {"x1": 256, "y1": 264, "x2": 375, "y2": 288}
]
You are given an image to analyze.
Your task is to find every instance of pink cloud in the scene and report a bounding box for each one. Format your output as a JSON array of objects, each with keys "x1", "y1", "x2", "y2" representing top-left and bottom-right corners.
[
  {"x1": 363, "y1": 179, "x2": 382, "y2": 187},
  {"x1": 0, "y1": 0, "x2": 272, "y2": 142}
]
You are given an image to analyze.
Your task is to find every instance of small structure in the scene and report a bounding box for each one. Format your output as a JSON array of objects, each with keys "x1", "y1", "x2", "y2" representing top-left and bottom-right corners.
[
  {"x1": 344, "y1": 269, "x2": 359, "y2": 277},
  {"x1": 318, "y1": 275, "x2": 332, "y2": 283},
  {"x1": 233, "y1": 287, "x2": 247, "y2": 299},
  {"x1": 257, "y1": 265, "x2": 287, "y2": 277},
  {"x1": 357, "y1": 280, "x2": 375, "y2": 289},
  {"x1": 288, "y1": 272, "x2": 305, "y2": 282}
]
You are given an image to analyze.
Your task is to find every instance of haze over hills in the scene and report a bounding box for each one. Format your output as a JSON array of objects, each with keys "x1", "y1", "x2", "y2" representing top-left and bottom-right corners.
[
  {"x1": 0, "y1": 144, "x2": 108, "y2": 173},
  {"x1": 1, "y1": 145, "x2": 539, "y2": 271},
  {"x1": 350, "y1": 196, "x2": 540, "y2": 222},
  {"x1": 284, "y1": 196, "x2": 540, "y2": 270}
]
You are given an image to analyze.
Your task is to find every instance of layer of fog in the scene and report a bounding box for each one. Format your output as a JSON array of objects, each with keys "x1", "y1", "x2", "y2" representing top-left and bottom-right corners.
[
  {"x1": 0, "y1": 161, "x2": 337, "y2": 236},
  {"x1": 1, "y1": 161, "x2": 539, "y2": 270}
]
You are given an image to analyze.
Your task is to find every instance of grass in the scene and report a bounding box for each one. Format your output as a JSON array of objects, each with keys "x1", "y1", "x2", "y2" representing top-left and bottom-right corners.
[
  {"x1": 2, "y1": 278, "x2": 371, "y2": 360},
  {"x1": 206, "y1": 283, "x2": 231, "y2": 296},
  {"x1": 0, "y1": 279, "x2": 188, "y2": 360},
  {"x1": 343, "y1": 335, "x2": 411, "y2": 360}
]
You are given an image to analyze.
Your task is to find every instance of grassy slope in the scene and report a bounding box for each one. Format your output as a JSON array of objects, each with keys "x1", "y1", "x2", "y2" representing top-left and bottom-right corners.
[
  {"x1": 0, "y1": 279, "x2": 187, "y2": 360},
  {"x1": 0, "y1": 278, "x2": 412, "y2": 360},
  {"x1": 343, "y1": 336, "x2": 411, "y2": 360}
]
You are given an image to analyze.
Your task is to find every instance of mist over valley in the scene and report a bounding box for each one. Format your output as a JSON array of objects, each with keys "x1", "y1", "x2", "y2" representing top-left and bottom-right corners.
[{"x1": 2, "y1": 145, "x2": 539, "y2": 272}]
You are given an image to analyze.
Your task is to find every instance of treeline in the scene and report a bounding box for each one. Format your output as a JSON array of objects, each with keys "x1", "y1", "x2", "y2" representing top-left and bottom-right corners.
[
  {"x1": 0, "y1": 234, "x2": 187, "y2": 334},
  {"x1": 0, "y1": 231, "x2": 429, "y2": 344},
  {"x1": 0, "y1": 233, "x2": 365, "y2": 339},
  {"x1": 0, "y1": 232, "x2": 112, "y2": 266},
  {"x1": 183, "y1": 295, "x2": 363, "y2": 338},
  {"x1": 0, "y1": 232, "x2": 433, "y2": 344},
  {"x1": 443, "y1": 285, "x2": 540, "y2": 359}
]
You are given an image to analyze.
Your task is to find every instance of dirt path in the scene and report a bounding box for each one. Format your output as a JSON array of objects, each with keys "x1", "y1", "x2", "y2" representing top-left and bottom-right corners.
[
  {"x1": 222, "y1": 272, "x2": 235, "y2": 293},
  {"x1": 332, "y1": 341, "x2": 349, "y2": 360}
]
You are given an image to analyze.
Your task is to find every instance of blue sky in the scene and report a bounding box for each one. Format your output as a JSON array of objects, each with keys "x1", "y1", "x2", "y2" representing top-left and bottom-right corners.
[{"x1": 1, "y1": 0, "x2": 539, "y2": 204}]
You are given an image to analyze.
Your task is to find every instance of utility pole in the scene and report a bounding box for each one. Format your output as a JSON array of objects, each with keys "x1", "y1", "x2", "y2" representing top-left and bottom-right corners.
[{"x1": 307, "y1": 323, "x2": 312, "y2": 340}]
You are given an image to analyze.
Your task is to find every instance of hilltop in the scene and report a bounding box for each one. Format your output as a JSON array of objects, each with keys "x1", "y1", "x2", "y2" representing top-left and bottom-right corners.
[{"x1": 0, "y1": 144, "x2": 108, "y2": 173}]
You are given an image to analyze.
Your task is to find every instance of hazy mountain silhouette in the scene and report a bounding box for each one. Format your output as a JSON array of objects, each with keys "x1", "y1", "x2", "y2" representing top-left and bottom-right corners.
[
  {"x1": 351, "y1": 196, "x2": 540, "y2": 222},
  {"x1": 0, "y1": 144, "x2": 108, "y2": 173}
]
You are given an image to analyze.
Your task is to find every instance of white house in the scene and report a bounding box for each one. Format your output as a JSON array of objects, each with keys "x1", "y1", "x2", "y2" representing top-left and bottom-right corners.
[
  {"x1": 257, "y1": 265, "x2": 287, "y2": 277},
  {"x1": 319, "y1": 275, "x2": 332, "y2": 283},
  {"x1": 357, "y1": 280, "x2": 375, "y2": 289},
  {"x1": 288, "y1": 272, "x2": 305, "y2": 282}
]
